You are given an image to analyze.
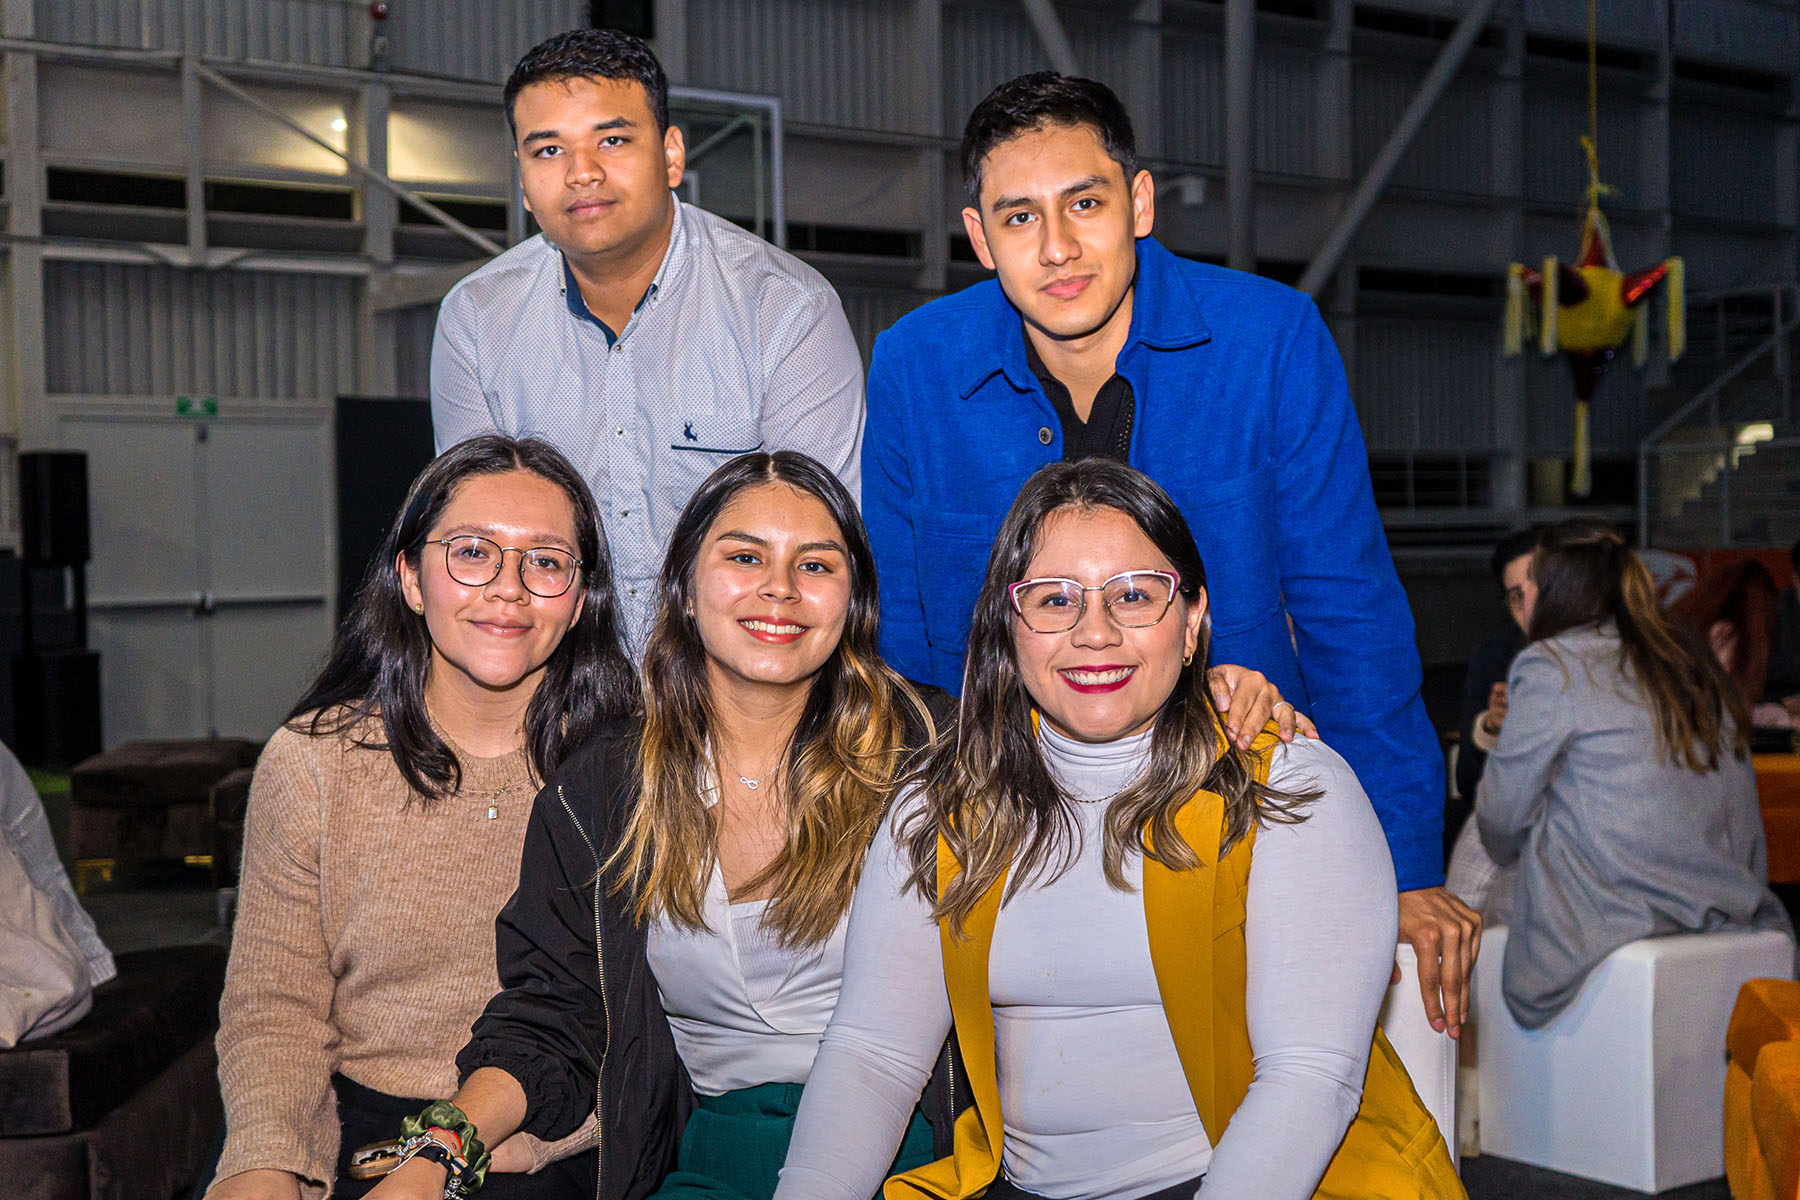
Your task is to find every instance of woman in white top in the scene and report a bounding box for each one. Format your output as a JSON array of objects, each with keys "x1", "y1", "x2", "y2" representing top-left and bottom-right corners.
[
  {"x1": 775, "y1": 460, "x2": 1462, "y2": 1200},
  {"x1": 369, "y1": 453, "x2": 1302, "y2": 1200}
]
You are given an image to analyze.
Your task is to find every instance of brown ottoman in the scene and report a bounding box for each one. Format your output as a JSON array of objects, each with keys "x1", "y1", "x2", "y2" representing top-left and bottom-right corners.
[
  {"x1": 208, "y1": 766, "x2": 256, "y2": 890},
  {"x1": 69, "y1": 740, "x2": 262, "y2": 880},
  {"x1": 0, "y1": 945, "x2": 227, "y2": 1200}
]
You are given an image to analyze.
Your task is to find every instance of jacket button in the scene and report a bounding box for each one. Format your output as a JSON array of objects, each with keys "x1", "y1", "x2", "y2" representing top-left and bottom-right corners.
[{"x1": 1037, "y1": 426, "x2": 1053, "y2": 445}]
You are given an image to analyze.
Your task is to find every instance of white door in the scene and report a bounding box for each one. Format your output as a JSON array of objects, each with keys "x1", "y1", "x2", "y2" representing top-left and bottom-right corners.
[{"x1": 55, "y1": 401, "x2": 334, "y2": 745}]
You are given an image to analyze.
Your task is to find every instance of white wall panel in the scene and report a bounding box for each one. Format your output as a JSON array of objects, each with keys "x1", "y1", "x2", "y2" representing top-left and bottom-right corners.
[
  {"x1": 40, "y1": 65, "x2": 186, "y2": 173},
  {"x1": 45, "y1": 263, "x2": 359, "y2": 398},
  {"x1": 1354, "y1": 58, "x2": 1491, "y2": 194},
  {"x1": 689, "y1": 0, "x2": 920, "y2": 133},
  {"x1": 1354, "y1": 316, "x2": 1497, "y2": 452}
]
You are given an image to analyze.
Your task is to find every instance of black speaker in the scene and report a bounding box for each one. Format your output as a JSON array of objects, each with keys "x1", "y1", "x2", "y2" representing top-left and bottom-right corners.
[
  {"x1": 12, "y1": 649, "x2": 102, "y2": 769},
  {"x1": 19, "y1": 451, "x2": 90, "y2": 565},
  {"x1": 590, "y1": 0, "x2": 653, "y2": 37}
]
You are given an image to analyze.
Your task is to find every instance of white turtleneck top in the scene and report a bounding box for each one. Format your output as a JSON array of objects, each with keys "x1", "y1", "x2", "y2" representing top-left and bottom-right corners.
[{"x1": 776, "y1": 725, "x2": 1398, "y2": 1200}]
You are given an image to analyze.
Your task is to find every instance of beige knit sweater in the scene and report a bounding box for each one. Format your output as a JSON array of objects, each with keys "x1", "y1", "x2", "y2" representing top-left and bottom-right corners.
[{"x1": 213, "y1": 717, "x2": 587, "y2": 1197}]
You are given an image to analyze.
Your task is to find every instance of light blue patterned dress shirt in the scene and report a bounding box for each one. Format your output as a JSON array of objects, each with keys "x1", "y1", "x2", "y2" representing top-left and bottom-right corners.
[{"x1": 431, "y1": 198, "x2": 865, "y2": 654}]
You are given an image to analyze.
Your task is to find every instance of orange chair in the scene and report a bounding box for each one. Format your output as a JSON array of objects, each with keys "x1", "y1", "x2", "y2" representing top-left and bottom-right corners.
[{"x1": 1726, "y1": 978, "x2": 1800, "y2": 1200}]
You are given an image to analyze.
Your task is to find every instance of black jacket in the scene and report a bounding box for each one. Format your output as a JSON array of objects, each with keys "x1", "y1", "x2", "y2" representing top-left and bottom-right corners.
[
  {"x1": 458, "y1": 699, "x2": 964, "y2": 1200},
  {"x1": 458, "y1": 717, "x2": 689, "y2": 1200}
]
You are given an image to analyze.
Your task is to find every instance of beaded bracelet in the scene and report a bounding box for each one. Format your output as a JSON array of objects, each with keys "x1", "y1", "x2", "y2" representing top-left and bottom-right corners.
[{"x1": 396, "y1": 1134, "x2": 468, "y2": 1198}]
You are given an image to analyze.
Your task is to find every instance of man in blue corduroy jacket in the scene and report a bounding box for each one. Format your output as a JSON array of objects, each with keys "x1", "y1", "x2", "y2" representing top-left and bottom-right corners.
[{"x1": 863, "y1": 71, "x2": 1481, "y2": 1034}]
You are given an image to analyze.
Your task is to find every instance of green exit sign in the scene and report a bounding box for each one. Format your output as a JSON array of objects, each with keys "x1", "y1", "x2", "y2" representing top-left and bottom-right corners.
[{"x1": 175, "y1": 395, "x2": 219, "y2": 418}]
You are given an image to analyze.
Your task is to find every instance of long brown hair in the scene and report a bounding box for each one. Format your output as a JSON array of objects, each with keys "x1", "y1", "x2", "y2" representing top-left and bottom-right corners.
[
  {"x1": 901, "y1": 460, "x2": 1313, "y2": 936},
  {"x1": 607, "y1": 452, "x2": 932, "y2": 947},
  {"x1": 1527, "y1": 521, "x2": 1749, "y2": 770}
]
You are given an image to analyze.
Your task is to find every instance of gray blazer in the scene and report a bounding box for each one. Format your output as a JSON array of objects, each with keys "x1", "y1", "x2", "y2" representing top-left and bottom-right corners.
[{"x1": 1476, "y1": 623, "x2": 1791, "y2": 1028}]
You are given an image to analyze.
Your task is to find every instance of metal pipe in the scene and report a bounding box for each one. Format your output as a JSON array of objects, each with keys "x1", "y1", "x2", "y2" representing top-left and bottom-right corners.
[
  {"x1": 1020, "y1": 0, "x2": 1079, "y2": 75},
  {"x1": 685, "y1": 113, "x2": 752, "y2": 165},
  {"x1": 1637, "y1": 447, "x2": 1651, "y2": 547},
  {"x1": 768, "y1": 96, "x2": 786, "y2": 250},
  {"x1": 1297, "y1": 0, "x2": 1500, "y2": 296},
  {"x1": 1225, "y1": 0, "x2": 1255, "y2": 273}
]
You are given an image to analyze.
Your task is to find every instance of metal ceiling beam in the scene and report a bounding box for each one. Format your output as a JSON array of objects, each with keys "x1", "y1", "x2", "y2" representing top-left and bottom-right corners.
[
  {"x1": 1020, "y1": 0, "x2": 1079, "y2": 75},
  {"x1": 1297, "y1": 0, "x2": 1501, "y2": 297}
]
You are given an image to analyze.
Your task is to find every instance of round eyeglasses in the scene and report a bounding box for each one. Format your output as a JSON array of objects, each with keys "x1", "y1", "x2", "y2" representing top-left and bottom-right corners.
[
  {"x1": 1008, "y1": 569, "x2": 1181, "y2": 634},
  {"x1": 432, "y1": 535, "x2": 582, "y2": 599}
]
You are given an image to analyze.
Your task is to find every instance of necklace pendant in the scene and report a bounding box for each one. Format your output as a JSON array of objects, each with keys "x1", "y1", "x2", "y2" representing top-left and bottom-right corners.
[
  {"x1": 486, "y1": 803, "x2": 499, "y2": 820},
  {"x1": 740, "y1": 776, "x2": 760, "y2": 791}
]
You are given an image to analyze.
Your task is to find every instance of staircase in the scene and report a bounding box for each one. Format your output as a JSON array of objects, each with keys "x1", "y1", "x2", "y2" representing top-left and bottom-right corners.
[{"x1": 1639, "y1": 284, "x2": 1800, "y2": 549}]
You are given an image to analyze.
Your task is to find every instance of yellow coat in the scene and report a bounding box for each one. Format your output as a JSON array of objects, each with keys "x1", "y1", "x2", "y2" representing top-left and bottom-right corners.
[{"x1": 885, "y1": 729, "x2": 1465, "y2": 1200}]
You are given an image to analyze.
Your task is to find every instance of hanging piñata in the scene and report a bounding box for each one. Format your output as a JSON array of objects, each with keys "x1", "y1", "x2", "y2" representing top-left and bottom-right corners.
[{"x1": 1502, "y1": 2, "x2": 1684, "y2": 497}]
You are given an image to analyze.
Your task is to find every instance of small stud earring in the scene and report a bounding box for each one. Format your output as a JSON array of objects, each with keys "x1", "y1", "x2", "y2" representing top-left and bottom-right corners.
[{"x1": 414, "y1": 603, "x2": 424, "y2": 614}]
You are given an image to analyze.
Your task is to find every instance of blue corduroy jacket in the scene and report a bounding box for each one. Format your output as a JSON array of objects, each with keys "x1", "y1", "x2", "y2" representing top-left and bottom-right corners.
[{"x1": 863, "y1": 236, "x2": 1445, "y2": 889}]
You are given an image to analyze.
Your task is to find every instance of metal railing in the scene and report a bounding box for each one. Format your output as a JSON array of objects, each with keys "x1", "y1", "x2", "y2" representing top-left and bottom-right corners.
[{"x1": 1637, "y1": 282, "x2": 1800, "y2": 546}]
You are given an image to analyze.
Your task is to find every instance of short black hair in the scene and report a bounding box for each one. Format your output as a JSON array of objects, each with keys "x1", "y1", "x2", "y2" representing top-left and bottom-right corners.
[
  {"x1": 1491, "y1": 527, "x2": 1540, "y2": 580},
  {"x1": 959, "y1": 72, "x2": 1138, "y2": 208},
  {"x1": 504, "y1": 28, "x2": 668, "y2": 136}
]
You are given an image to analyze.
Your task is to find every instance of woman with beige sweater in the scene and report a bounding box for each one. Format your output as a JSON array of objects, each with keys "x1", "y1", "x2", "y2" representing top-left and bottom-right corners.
[{"x1": 204, "y1": 435, "x2": 637, "y2": 1200}]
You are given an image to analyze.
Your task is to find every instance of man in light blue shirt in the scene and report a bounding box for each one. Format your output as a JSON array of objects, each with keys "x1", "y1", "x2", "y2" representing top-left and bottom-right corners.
[{"x1": 432, "y1": 29, "x2": 864, "y2": 652}]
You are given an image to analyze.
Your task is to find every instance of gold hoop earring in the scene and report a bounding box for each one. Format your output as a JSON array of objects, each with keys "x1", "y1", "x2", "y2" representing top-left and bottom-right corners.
[{"x1": 1182, "y1": 652, "x2": 1194, "y2": 666}]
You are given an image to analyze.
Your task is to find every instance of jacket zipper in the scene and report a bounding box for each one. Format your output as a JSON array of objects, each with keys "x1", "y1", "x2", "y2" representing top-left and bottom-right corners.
[
  {"x1": 945, "y1": 1041, "x2": 957, "y2": 1130},
  {"x1": 559, "y1": 785, "x2": 611, "y2": 1200}
]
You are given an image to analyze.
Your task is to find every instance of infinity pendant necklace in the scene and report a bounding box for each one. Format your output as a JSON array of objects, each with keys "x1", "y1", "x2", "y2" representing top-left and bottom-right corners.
[{"x1": 718, "y1": 749, "x2": 780, "y2": 792}]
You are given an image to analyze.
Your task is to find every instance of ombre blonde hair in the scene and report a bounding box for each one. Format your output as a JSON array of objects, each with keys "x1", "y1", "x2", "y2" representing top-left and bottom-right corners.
[{"x1": 606, "y1": 453, "x2": 933, "y2": 948}]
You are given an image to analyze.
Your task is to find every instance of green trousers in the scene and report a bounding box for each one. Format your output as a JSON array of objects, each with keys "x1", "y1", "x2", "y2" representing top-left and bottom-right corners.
[{"x1": 649, "y1": 1081, "x2": 935, "y2": 1200}]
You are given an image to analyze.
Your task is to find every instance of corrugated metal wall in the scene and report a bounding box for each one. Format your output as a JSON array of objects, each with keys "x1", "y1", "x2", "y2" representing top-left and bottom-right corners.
[
  {"x1": 45, "y1": 262, "x2": 359, "y2": 398},
  {"x1": 1161, "y1": 27, "x2": 1225, "y2": 166},
  {"x1": 1524, "y1": 79, "x2": 1642, "y2": 208},
  {"x1": 32, "y1": 0, "x2": 584, "y2": 80},
  {"x1": 942, "y1": 1, "x2": 1041, "y2": 140},
  {"x1": 35, "y1": 0, "x2": 355, "y2": 65},
  {"x1": 385, "y1": 0, "x2": 587, "y2": 84},
  {"x1": 835, "y1": 286, "x2": 938, "y2": 366},
  {"x1": 1354, "y1": 315, "x2": 1497, "y2": 452},
  {"x1": 1354, "y1": 57, "x2": 1491, "y2": 194},
  {"x1": 688, "y1": 0, "x2": 921, "y2": 133},
  {"x1": 394, "y1": 303, "x2": 440, "y2": 399},
  {"x1": 1525, "y1": 352, "x2": 1644, "y2": 454},
  {"x1": 1673, "y1": 104, "x2": 1783, "y2": 225}
]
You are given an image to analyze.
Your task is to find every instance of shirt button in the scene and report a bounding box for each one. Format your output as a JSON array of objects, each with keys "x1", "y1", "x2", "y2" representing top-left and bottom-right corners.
[
  {"x1": 619, "y1": 509, "x2": 630, "y2": 518},
  {"x1": 1037, "y1": 426, "x2": 1053, "y2": 445},
  {"x1": 615, "y1": 428, "x2": 626, "y2": 437},
  {"x1": 612, "y1": 343, "x2": 624, "y2": 354},
  {"x1": 627, "y1": 587, "x2": 638, "y2": 597}
]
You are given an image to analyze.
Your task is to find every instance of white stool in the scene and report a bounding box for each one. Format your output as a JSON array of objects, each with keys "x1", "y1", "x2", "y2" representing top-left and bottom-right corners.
[
  {"x1": 1378, "y1": 943, "x2": 1458, "y2": 1164},
  {"x1": 1476, "y1": 924, "x2": 1796, "y2": 1192}
]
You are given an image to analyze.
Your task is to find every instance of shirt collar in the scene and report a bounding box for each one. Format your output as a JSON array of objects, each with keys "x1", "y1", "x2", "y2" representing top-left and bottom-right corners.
[
  {"x1": 954, "y1": 235, "x2": 1213, "y2": 398},
  {"x1": 554, "y1": 195, "x2": 688, "y2": 338}
]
